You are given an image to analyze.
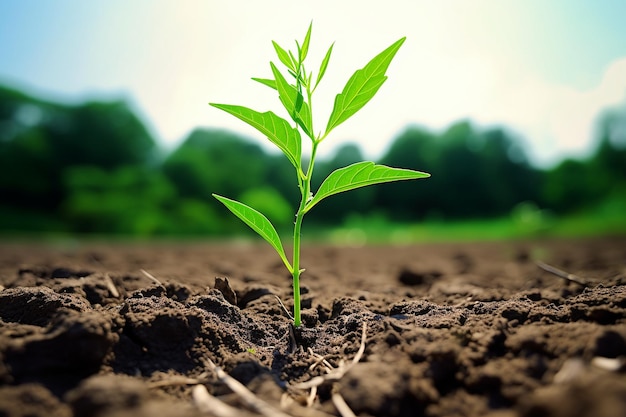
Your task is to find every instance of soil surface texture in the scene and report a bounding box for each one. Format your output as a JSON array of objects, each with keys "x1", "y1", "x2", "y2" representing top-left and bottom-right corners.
[{"x1": 0, "y1": 237, "x2": 625, "y2": 417}]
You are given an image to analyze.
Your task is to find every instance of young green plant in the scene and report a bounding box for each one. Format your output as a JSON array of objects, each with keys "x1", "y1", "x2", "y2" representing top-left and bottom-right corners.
[{"x1": 210, "y1": 23, "x2": 430, "y2": 327}]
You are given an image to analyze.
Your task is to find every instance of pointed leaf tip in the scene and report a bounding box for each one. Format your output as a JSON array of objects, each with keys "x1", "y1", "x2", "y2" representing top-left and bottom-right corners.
[
  {"x1": 300, "y1": 21, "x2": 313, "y2": 62},
  {"x1": 326, "y1": 37, "x2": 406, "y2": 134},
  {"x1": 305, "y1": 161, "x2": 429, "y2": 212},
  {"x1": 272, "y1": 41, "x2": 295, "y2": 72}
]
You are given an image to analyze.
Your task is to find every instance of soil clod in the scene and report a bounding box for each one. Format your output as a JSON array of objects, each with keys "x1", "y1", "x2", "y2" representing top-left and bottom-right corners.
[{"x1": 0, "y1": 238, "x2": 625, "y2": 416}]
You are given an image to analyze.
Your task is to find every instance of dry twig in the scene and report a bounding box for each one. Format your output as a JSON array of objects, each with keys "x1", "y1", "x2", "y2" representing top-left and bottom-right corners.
[
  {"x1": 592, "y1": 356, "x2": 624, "y2": 372},
  {"x1": 275, "y1": 295, "x2": 294, "y2": 321},
  {"x1": 192, "y1": 384, "x2": 241, "y2": 417},
  {"x1": 280, "y1": 393, "x2": 337, "y2": 417},
  {"x1": 331, "y1": 391, "x2": 357, "y2": 417},
  {"x1": 292, "y1": 322, "x2": 367, "y2": 391},
  {"x1": 306, "y1": 386, "x2": 317, "y2": 408},
  {"x1": 148, "y1": 375, "x2": 206, "y2": 388},
  {"x1": 204, "y1": 358, "x2": 294, "y2": 417},
  {"x1": 140, "y1": 269, "x2": 165, "y2": 286},
  {"x1": 536, "y1": 261, "x2": 589, "y2": 286},
  {"x1": 197, "y1": 323, "x2": 367, "y2": 417},
  {"x1": 103, "y1": 273, "x2": 120, "y2": 298},
  {"x1": 289, "y1": 322, "x2": 368, "y2": 417},
  {"x1": 196, "y1": 323, "x2": 367, "y2": 417},
  {"x1": 351, "y1": 322, "x2": 367, "y2": 365},
  {"x1": 307, "y1": 348, "x2": 334, "y2": 372}
]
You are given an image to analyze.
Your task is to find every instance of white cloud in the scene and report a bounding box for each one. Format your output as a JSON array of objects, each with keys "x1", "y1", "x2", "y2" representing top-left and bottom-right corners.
[
  {"x1": 15, "y1": 1, "x2": 620, "y2": 168},
  {"x1": 486, "y1": 57, "x2": 626, "y2": 166}
]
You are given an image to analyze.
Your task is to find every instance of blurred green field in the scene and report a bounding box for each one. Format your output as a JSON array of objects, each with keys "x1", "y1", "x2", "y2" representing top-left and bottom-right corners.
[
  {"x1": 2, "y1": 85, "x2": 625, "y2": 243},
  {"x1": 306, "y1": 195, "x2": 626, "y2": 245},
  {"x1": 2, "y1": 202, "x2": 624, "y2": 246}
]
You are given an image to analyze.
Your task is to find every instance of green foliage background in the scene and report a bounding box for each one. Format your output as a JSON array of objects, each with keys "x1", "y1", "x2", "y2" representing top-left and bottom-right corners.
[{"x1": 1, "y1": 84, "x2": 625, "y2": 240}]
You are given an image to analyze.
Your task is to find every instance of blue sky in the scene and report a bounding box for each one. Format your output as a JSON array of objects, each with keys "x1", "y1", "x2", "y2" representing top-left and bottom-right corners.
[{"x1": 1, "y1": 0, "x2": 626, "y2": 166}]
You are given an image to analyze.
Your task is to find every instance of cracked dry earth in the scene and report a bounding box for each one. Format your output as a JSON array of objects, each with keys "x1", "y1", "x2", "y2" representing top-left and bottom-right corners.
[{"x1": 0, "y1": 237, "x2": 625, "y2": 417}]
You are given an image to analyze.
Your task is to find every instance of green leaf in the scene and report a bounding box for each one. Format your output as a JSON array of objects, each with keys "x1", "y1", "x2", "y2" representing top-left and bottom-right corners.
[
  {"x1": 213, "y1": 194, "x2": 292, "y2": 273},
  {"x1": 326, "y1": 37, "x2": 406, "y2": 135},
  {"x1": 305, "y1": 161, "x2": 429, "y2": 212},
  {"x1": 314, "y1": 42, "x2": 334, "y2": 90},
  {"x1": 252, "y1": 77, "x2": 277, "y2": 90},
  {"x1": 288, "y1": 50, "x2": 299, "y2": 71},
  {"x1": 272, "y1": 41, "x2": 295, "y2": 72},
  {"x1": 287, "y1": 68, "x2": 298, "y2": 80},
  {"x1": 270, "y1": 62, "x2": 313, "y2": 136},
  {"x1": 209, "y1": 103, "x2": 301, "y2": 169},
  {"x1": 300, "y1": 21, "x2": 312, "y2": 62},
  {"x1": 270, "y1": 62, "x2": 300, "y2": 112}
]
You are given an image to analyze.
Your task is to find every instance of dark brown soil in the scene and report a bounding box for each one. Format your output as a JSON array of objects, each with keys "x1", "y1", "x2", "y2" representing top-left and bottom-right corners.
[{"x1": 1, "y1": 238, "x2": 625, "y2": 417}]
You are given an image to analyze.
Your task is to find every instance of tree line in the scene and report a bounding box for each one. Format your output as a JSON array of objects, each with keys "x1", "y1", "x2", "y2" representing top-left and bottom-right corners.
[{"x1": 1, "y1": 84, "x2": 624, "y2": 236}]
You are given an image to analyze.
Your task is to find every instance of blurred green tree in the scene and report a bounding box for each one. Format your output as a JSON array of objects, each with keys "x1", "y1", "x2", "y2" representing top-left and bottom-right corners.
[
  {"x1": 0, "y1": 86, "x2": 158, "y2": 232},
  {"x1": 375, "y1": 121, "x2": 540, "y2": 220},
  {"x1": 163, "y1": 128, "x2": 268, "y2": 201},
  {"x1": 238, "y1": 186, "x2": 293, "y2": 229},
  {"x1": 477, "y1": 127, "x2": 542, "y2": 214},
  {"x1": 265, "y1": 154, "x2": 301, "y2": 208},
  {"x1": 374, "y1": 125, "x2": 439, "y2": 219},
  {"x1": 592, "y1": 105, "x2": 626, "y2": 184},
  {"x1": 543, "y1": 102, "x2": 626, "y2": 214},
  {"x1": 62, "y1": 166, "x2": 176, "y2": 235},
  {"x1": 2, "y1": 82, "x2": 623, "y2": 237},
  {"x1": 543, "y1": 158, "x2": 595, "y2": 212}
]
